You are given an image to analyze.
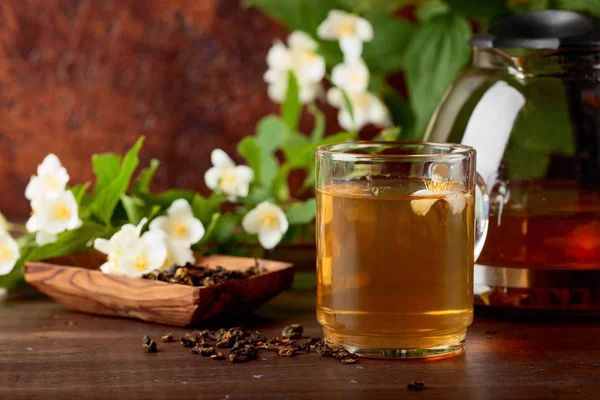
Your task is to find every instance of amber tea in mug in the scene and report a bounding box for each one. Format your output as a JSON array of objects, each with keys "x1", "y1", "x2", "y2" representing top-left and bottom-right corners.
[{"x1": 316, "y1": 142, "x2": 488, "y2": 358}]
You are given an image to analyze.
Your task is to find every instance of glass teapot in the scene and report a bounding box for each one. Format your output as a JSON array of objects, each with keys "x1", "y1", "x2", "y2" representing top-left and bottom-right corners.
[{"x1": 426, "y1": 10, "x2": 600, "y2": 312}]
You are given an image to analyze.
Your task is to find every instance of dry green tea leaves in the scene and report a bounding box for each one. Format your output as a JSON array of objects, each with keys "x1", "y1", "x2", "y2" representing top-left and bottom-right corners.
[
  {"x1": 143, "y1": 263, "x2": 260, "y2": 287},
  {"x1": 180, "y1": 337, "x2": 196, "y2": 348},
  {"x1": 160, "y1": 333, "x2": 174, "y2": 343},
  {"x1": 282, "y1": 324, "x2": 303, "y2": 339},
  {"x1": 143, "y1": 336, "x2": 157, "y2": 353},
  {"x1": 152, "y1": 326, "x2": 357, "y2": 365}
]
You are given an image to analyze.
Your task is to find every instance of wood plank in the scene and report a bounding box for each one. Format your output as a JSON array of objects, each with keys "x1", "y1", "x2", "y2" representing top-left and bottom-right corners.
[{"x1": 1, "y1": 292, "x2": 599, "y2": 399}]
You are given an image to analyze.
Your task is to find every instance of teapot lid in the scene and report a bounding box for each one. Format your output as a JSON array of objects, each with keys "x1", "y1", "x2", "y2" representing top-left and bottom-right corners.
[{"x1": 470, "y1": 10, "x2": 600, "y2": 49}]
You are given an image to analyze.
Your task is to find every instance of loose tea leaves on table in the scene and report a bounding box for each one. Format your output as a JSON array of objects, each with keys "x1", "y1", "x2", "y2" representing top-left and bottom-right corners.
[
  {"x1": 158, "y1": 327, "x2": 358, "y2": 364},
  {"x1": 143, "y1": 263, "x2": 261, "y2": 287},
  {"x1": 160, "y1": 333, "x2": 174, "y2": 343},
  {"x1": 143, "y1": 336, "x2": 157, "y2": 353},
  {"x1": 282, "y1": 324, "x2": 303, "y2": 339}
]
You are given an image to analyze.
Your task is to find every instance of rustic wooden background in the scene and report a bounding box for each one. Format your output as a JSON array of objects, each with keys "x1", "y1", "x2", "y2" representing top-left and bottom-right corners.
[{"x1": 0, "y1": 0, "x2": 331, "y2": 218}]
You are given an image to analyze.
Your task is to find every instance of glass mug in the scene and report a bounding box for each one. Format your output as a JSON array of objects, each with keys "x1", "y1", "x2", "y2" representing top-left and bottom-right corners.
[{"x1": 315, "y1": 142, "x2": 489, "y2": 359}]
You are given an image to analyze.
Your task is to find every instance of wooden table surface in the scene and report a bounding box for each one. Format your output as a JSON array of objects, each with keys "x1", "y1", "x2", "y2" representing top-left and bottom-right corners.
[{"x1": 1, "y1": 290, "x2": 599, "y2": 400}]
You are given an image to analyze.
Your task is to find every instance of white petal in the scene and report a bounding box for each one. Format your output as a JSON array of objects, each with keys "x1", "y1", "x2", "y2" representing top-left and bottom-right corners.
[
  {"x1": 186, "y1": 218, "x2": 206, "y2": 245},
  {"x1": 367, "y1": 95, "x2": 392, "y2": 127},
  {"x1": 340, "y1": 36, "x2": 363, "y2": 62},
  {"x1": 258, "y1": 230, "x2": 284, "y2": 250},
  {"x1": 264, "y1": 68, "x2": 284, "y2": 84},
  {"x1": 149, "y1": 216, "x2": 168, "y2": 233},
  {"x1": 410, "y1": 198, "x2": 439, "y2": 217},
  {"x1": 94, "y1": 238, "x2": 111, "y2": 254},
  {"x1": 331, "y1": 60, "x2": 369, "y2": 93},
  {"x1": 317, "y1": 15, "x2": 338, "y2": 40},
  {"x1": 235, "y1": 165, "x2": 254, "y2": 183},
  {"x1": 267, "y1": 79, "x2": 287, "y2": 103},
  {"x1": 0, "y1": 232, "x2": 20, "y2": 275},
  {"x1": 25, "y1": 176, "x2": 42, "y2": 201},
  {"x1": 241, "y1": 207, "x2": 262, "y2": 234},
  {"x1": 172, "y1": 244, "x2": 195, "y2": 266},
  {"x1": 204, "y1": 166, "x2": 221, "y2": 191},
  {"x1": 326, "y1": 88, "x2": 344, "y2": 108},
  {"x1": 26, "y1": 213, "x2": 43, "y2": 233},
  {"x1": 35, "y1": 231, "x2": 56, "y2": 245},
  {"x1": 288, "y1": 31, "x2": 318, "y2": 51},
  {"x1": 445, "y1": 193, "x2": 467, "y2": 215},
  {"x1": 356, "y1": 17, "x2": 374, "y2": 41},
  {"x1": 266, "y1": 41, "x2": 291, "y2": 70},
  {"x1": 38, "y1": 154, "x2": 62, "y2": 174},
  {"x1": 298, "y1": 82, "x2": 321, "y2": 104},
  {"x1": 211, "y1": 149, "x2": 235, "y2": 169},
  {"x1": 99, "y1": 261, "x2": 117, "y2": 274},
  {"x1": 168, "y1": 199, "x2": 194, "y2": 219},
  {"x1": 141, "y1": 231, "x2": 168, "y2": 270},
  {"x1": 337, "y1": 110, "x2": 355, "y2": 132},
  {"x1": 294, "y1": 54, "x2": 326, "y2": 84}
]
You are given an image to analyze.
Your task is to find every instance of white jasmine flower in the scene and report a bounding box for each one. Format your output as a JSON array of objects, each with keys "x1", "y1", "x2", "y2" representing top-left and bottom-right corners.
[
  {"x1": 331, "y1": 59, "x2": 369, "y2": 93},
  {"x1": 155, "y1": 230, "x2": 195, "y2": 269},
  {"x1": 317, "y1": 10, "x2": 374, "y2": 61},
  {"x1": 95, "y1": 219, "x2": 147, "y2": 274},
  {"x1": 0, "y1": 230, "x2": 20, "y2": 276},
  {"x1": 327, "y1": 87, "x2": 391, "y2": 131},
  {"x1": 149, "y1": 199, "x2": 205, "y2": 247},
  {"x1": 204, "y1": 149, "x2": 254, "y2": 201},
  {"x1": 95, "y1": 218, "x2": 168, "y2": 278},
  {"x1": 242, "y1": 201, "x2": 289, "y2": 250},
  {"x1": 118, "y1": 230, "x2": 168, "y2": 278},
  {"x1": 26, "y1": 191, "x2": 82, "y2": 245},
  {"x1": 410, "y1": 178, "x2": 470, "y2": 217},
  {"x1": 25, "y1": 154, "x2": 70, "y2": 201},
  {"x1": 264, "y1": 30, "x2": 326, "y2": 104}
]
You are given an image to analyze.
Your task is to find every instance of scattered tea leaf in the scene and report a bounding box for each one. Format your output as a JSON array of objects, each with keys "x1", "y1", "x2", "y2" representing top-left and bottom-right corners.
[
  {"x1": 161, "y1": 333, "x2": 174, "y2": 343},
  {"x1": 143, "y1": 336, "x2": 157, "y2": 353},
  {"x1": 210, "y1": 351, "x2": 225, "y2": 360},
  {"x1": 282, "y1": 324, "x2": 303, "y2": 339},
  {"x1": 180, "y1": 338, "x2": 196, "y2": 348}
]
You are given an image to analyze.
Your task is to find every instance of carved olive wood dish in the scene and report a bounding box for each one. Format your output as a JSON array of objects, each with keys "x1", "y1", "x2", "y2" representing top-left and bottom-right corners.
[{"x1": 24, "y1": 252, "x2": 294, "y2": 327}]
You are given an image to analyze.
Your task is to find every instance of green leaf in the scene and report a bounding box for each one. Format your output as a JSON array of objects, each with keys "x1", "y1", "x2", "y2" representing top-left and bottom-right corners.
[
  {"x1": 445, "y1": 0, "x2": 508, "y2": 19},
  {"x1": 373, "y1": 126, "x2": 402, "y2": 141},
  {"x1": 403, "y1": 13, "x2": 471, "y2": 139},
  {"x1": 504, "y1": 142, "x2": 550, "y2": 179},
  {"x1": 210, "y1": 213, "x2": 241, "y2": 243},
  {"x1": 286, "y1": 198, "x2": 317, "y2": 224},
  {"x1": 416, "y1": 1, "x2": 451, "y2": 22},
  {"x1": 317, "y1": 41, "x2": 344, "y2": 66},
  {"x1": 256, "y1": 115, "x2": 289, "y2": 154},
  {"x1": 194, "y1": 213, "x2": 222, "y2": 249},
  {"x1": 510, "y1": 79, "x2": 575, "y2": 155},
  {"x1": 92, "y1": 138, "x2": 144, "y2": 225},
  {"x1": 138, "y1": 189, "x2": 196, "y2": 208},
  {"x1": 120, "y1": 195, "x2": 146, "y2": 225},
  {"x1": 192, "y1": 193, "x2": 224, "y2": 226},
  {"x1": 554, "y1": 0, "x2": 600, "y2": 16},
  {"x1": 341, "y1": 89, "x2": 356, "y2": 129},
  {"x1": 27, "y1": 223, "x2": 108, "y2": 262},
  {"x1": 133, "y1": 158, "x2": 160, "y2": 194},
  {"x1": 92, "y1": 153, "x2": 121, "y2": 195},
  {"x1": 282, "y1": 71, "x2": 302, "y2": 131},
  {"x1": 362, "y1": 16, "x2": 416, "y2": 73},
  {"x1": 308, "y1": 104, "x2": 325, "y2": 142},
  {"x1": 239, "y1": 136, "x2": 279, "y2": 188},
  {"x1": 70, "y1": 182, "x2": 91, "y2": 206},
  {"x1": 384, "y1": 88, "x2": 417, "y2": 138},
  {"x1": 291, "y1": 271, "x2": 317, "y2": 290},
  {"x1": 508, "y1": 0, "x2": 550, "y2": 13}
]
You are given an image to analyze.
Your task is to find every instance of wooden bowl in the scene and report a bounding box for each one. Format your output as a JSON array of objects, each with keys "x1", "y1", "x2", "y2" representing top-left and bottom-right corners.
[{"x1": 24, "y1": 252, "x2": 294, "y2": 327}]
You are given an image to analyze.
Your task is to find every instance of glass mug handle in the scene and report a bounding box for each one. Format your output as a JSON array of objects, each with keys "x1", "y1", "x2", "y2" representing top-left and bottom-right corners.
[{"x1": 474, "y1": 173, "x2": 490, "y2": 261}]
